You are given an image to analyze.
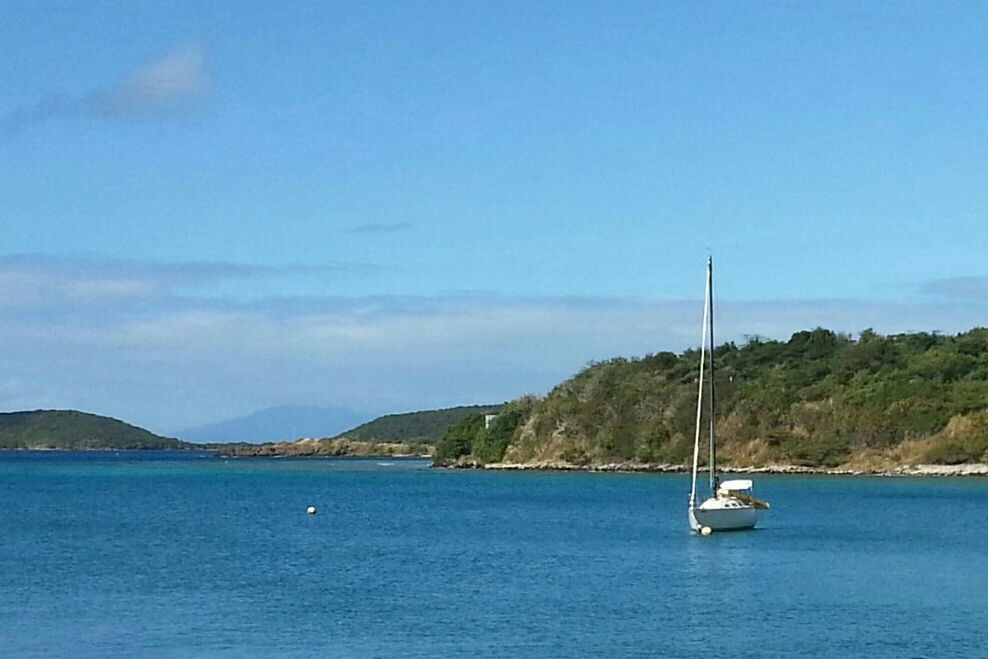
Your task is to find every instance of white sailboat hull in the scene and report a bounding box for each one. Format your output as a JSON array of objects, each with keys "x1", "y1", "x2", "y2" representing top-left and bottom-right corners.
[{"x1": 689, "y1": 500, "x2": 757, "y2": 532}]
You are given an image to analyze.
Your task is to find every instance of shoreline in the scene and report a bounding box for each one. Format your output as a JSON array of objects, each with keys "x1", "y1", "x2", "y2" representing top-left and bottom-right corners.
[
  {"x1": 444, "y1": 460, "x2": 988, "y2": 477},
  {"x1": 5, "y1": 448, "x2": 984, "y2": 476}
]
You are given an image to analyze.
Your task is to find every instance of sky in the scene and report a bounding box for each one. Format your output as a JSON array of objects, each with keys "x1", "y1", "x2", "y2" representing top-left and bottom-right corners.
[{"x1": 2, "y1": 1, "x2": 987, "y2": 434}]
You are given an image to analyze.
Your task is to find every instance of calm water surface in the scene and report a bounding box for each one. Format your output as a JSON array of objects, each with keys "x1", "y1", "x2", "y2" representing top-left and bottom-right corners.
[{"x1": 1, "y1": 451, "x2": 985, "y2": 657}]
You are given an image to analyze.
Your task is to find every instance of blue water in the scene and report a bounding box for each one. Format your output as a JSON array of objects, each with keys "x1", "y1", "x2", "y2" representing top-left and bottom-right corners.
[{"x1": 1, "y1": 452, "x2": 985, "y2": 657}]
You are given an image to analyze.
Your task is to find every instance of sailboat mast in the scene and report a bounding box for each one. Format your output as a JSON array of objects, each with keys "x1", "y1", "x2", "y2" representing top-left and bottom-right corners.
[
  {"x1": 688, "y1": 266, "x2": 710, "y2": 508},
  {"x1": 707, "y1": 257, "x2": 719, "y2": 495}
]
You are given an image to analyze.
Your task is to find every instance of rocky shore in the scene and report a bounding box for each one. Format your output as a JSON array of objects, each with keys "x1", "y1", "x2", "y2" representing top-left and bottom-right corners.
[
  {"x1": 444, "y1": 459, "x2": 988, "y2": 477},
  {"x1": 211, "y1": 439, "x2": 988, "y2": 476},
  {"x1": 215, "y1": 438, "x2": 431, "y2": 458}
]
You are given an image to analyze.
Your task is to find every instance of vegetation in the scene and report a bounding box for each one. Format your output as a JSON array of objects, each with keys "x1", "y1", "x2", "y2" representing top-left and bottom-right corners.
[
  {"x1": 433, "y1": 400, "x2": 534, "y2": 465},
  {"x1": 434, "y1": 328, "x2": 988, "y2": 468},
  {"x1": 0, "y1": 410, "x2": 189, "y2": 450},
  {"x1": 335, "y1": 404, "x2": 505, "y2": 444}
]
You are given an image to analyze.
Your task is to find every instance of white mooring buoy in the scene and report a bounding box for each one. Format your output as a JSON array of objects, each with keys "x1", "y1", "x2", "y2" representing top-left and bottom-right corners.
[
  {"x1": 700, "y1": 526, "x2": 712, "y2": 536},
  {"x1": 306, "y1": 505, "x2": 317, "y2": 515}
]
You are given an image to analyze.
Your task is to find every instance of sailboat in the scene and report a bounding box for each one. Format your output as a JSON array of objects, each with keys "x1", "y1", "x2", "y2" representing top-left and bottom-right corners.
[{"x1": 688, "y1": 258, "x2": 769, "y2": 533}]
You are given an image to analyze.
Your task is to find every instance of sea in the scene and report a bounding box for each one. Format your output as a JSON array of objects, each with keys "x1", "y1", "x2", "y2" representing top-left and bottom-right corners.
[{"x1": 1, "y1": 451, "x2": 985, "y2": 658}]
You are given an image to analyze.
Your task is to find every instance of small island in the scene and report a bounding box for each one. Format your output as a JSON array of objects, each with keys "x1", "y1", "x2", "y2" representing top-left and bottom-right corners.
[{"x1": 0, "y1": 410, "x2": 192, "y2": 450}]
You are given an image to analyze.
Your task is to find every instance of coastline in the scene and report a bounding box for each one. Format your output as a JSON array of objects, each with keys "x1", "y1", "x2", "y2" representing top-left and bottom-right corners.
[
  {"x1": 2, "y1": 447, "x2": 984, "y2": 476},
  {"x1": 444, "y1": 460, "x2": 988, "y2": 477}
]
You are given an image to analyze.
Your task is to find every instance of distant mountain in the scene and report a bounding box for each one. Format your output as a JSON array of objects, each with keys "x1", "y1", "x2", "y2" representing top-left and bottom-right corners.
[
  {"x1": 175, "y1": 405, "x2": 372, "y2": 443},
  {"x1": 336, "y1": 404, "x2": 505, "y2": 444},
  {"x1": 0, "y1": 410, "x2": 188, "y2": 450}
]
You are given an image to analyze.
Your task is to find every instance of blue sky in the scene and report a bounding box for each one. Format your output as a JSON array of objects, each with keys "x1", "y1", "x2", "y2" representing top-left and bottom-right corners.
[{"x1": 2, "y1": 2, "x2": 987, "y2": 433}]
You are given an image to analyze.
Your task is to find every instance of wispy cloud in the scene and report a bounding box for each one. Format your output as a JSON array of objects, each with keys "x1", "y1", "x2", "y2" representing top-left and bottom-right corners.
[
  {"x1": 0, "y1": 254, "x2": 383, "y2": 311},
  {"x1": 920, "y1": 276, "x2": 988, "y2": 302},
  {"x1": 3, "y1": 43, "x2": 211, "y2": 134},
  {"x1": 344, "y1": 222, "x2": 415, "y2": 234},
  {"x1": 91, "y1": 43, "x2": 210, "y2": 117}
]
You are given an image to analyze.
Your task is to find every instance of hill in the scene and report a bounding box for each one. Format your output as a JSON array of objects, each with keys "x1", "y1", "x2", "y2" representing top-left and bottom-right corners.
[
  {"x1": 175, "y1": 405, "x2": 371, "y2": 443},
  {"x1": 433, "y1": 328, "x2": 988, "y2": 469},
  {"x1": 0, "y1": 410, "x2": 189, "y2": 450},
  {"x1": 336, "y1": 404, "x2": 505, "y2": 443}
]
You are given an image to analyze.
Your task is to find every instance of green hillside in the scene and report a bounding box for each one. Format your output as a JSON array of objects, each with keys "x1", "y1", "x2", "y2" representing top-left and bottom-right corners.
[
  {"x1": 434, "y1": 328, "x2": 988, "y2": 469},
  {"x1": 0, "y1": 410, "x2": 189, "y2": 450},
  {"x1": 336, "y1": 404, "x2": 505, "y2": 443}
]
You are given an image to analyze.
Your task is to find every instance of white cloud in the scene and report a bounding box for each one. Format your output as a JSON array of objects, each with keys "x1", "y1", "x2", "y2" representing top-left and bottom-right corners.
[{"x1": 2, "y1": 254, "x2": 987, "y2": 433}]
